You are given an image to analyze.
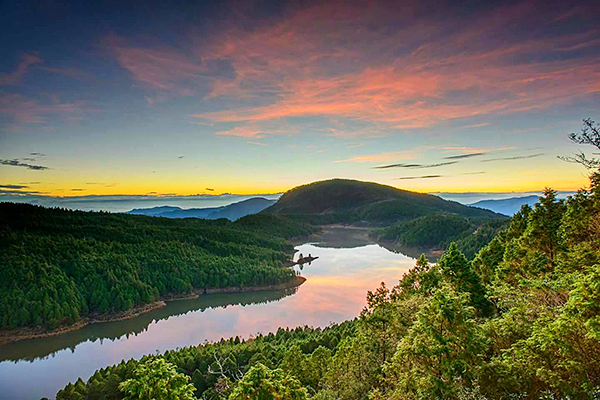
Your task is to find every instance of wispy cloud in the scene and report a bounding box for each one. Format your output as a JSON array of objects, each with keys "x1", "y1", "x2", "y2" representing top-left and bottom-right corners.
[
  {"x1": 396, "y1": 175, "x2": 443, "y2": 180},
  {"x1": 374, "y1": 161, "x2": 458, "y2": 169},
  {"x1": 94, "y1": 1, "x2": 599, "y2": 141},
  {"x1": 216, "y1": 126, "x2": 267, "y2": 139},
  {"x1": 338, "y1": 150, "x2": 421, "y2": 163},
  {"x1": 346, "y1": 142, "x2": 365, "y2": 149},
  {"x1": 444, "y1": 152, "x2": 486, "y2": 160},
  {"x1": 462, "y1": 123, "x2": 490, "y2": 129},
  {"x1": 0, "y1": 184, "x2": 29, "y2": 189},
  {"x1": 481, "y1": 153, "x2": 545, "y2": 162},
  {"x1": 0, "y1": 189, "x2": 45, "y2": 195},
  {"x1": 396, "y1": 171, "x2": 487, "y2": 180},
  {"x1": 40, "y1": 66, "x2": 94, "y2": 81},
  {"x1": 0, "y1": 159, "x2": 49, "y2": 170},
  {"x1": 0, "y1": 53, "x2": 42, "y2": 86},
  {"x1": 0, "y1": 92, "x2": 92, "y2": 130},
  {"x1": 181, "y1": 2, "x2": 599, "y2": 136}
]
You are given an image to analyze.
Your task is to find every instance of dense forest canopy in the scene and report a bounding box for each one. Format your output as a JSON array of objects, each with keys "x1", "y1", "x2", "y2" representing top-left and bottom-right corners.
[
  {"x1": 376, "y1": 215, "x2": 509, "y2": 258},
  {"x1": 0, "y1": 204, "x2": 316, "y2": 329},
  {"x1": 55, "y1": 169, "x2": 600, "y2": 399}
]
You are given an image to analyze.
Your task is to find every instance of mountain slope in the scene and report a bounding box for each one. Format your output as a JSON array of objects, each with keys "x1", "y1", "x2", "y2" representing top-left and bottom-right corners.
[
  {"x1": 263, "y1": 179, "x2": 504, "y2": 224},
  {"x1": 469, "y1": 195, "x2": 539, "y2": 216},
  {"x1": 127, "y1": 198, "x2": 275, "y2": 221},
  {"x1": 127, "y1": 205, "x2": 187, "y2": 216},
  {"x1": 203, "y1": 197, "x2": 276, "y2": 220}
]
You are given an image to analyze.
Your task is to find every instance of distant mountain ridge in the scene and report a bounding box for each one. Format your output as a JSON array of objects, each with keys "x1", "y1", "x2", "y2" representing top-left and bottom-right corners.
[
  {"x1": 127, "y1": 197, "x2": 275, "y2": 220},
  {"x1": 262, "y1": 179, "x2": 505, "y2": 224},
  {"x1": 469, "y1": 195, "x2": 540, "y2": 216}
]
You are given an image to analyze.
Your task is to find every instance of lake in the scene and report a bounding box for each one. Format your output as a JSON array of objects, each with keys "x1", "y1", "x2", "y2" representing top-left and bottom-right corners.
[{"x1": 0, "y1": 227, "x2": 417, "y2": 400}]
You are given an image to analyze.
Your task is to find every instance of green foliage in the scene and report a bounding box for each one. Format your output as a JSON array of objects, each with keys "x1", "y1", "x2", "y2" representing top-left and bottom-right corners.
[
  {"x1": 472, "y1": 236, "x2": 505, "y2": 286},
  {"x1": 438, "y1": 243, "x2": 492, "y2": 316},
  {"x1": 453, "y1": 219, "x2": 509, "y2": 259},
  {"x1": 377, "y1": 214, "x2": 471, "y2": 246},
  {"x1": 228, "y1": 363, "x2": 307, "y2": 400},
  {"x1": 524, "y1": 188, "x2": 566, "y2": 264},
  {"x1": 389, "y1": 283, "x2": 486, "y2": 400},
  {"x1": 377, "y1": 214, "x2": 508, "y2": 258},
  {"x1": 119, "y1": 358, "x2": 196, "y2": 400},
  {"x1": 56, "y1": 322, "x2": 355, "y2": 400},
  {"x1": 53, "y1": 169, "x2": 600, "y2": 400},
  {"x1": 0, "y1": 203, "x2": 317, "y2": 329}
]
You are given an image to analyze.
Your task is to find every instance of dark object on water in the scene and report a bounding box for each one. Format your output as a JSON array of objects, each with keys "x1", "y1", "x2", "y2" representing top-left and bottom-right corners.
[{"x1": 296, "y1": 255, "x2": 319, "y2": 265}]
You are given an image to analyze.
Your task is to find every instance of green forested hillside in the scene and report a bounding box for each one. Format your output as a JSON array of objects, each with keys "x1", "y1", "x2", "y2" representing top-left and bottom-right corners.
[
  {"x1": 0, "y1": 203, "x2": 316, "y2": 329},
  {"x1": 262, "y1": 179, "x2": 504, "y2": 224},
  {"x1": 58, "y1": 172, "x2": 600, "y2": 399},
  {"x1": 376, "y1": 215, "x2": 509, "y2": 258}
]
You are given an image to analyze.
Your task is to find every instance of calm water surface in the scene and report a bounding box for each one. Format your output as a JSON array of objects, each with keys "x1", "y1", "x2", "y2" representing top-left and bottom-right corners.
[{"x1": 0, "y1": 228, "x2": 416, "y2": 399}]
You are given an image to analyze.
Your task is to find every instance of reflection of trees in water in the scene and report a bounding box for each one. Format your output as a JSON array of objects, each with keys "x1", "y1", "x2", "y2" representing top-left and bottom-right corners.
[
  {"x1": 308, "y1": 227, "x2": 375, "y2": 249},
  {"x1": 0, "y1": 288, "x2": 298, "y2": 363},
  {"x1": 379, "y1": 242, "x2": 439, "y2": 262}
]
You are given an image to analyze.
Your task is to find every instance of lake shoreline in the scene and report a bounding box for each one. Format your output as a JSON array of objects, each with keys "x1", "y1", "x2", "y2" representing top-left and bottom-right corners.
[{"x1": 0, "y1": 276, "x2": 306, "y2": 346}]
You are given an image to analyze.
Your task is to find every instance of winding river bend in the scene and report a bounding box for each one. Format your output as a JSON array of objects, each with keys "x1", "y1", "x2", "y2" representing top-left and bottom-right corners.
[{"x1": 0, "y1": 227, "x2": 416, "y2": 400}]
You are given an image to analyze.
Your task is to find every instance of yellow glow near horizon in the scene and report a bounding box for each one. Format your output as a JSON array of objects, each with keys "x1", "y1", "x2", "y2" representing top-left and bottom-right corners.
[{"x1": 10, "y1": 173, "x2": 589, "y2": 198}]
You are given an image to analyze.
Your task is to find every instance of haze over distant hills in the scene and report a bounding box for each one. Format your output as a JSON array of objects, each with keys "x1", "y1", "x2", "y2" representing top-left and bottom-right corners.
[
  {"x1": 468, "y1": 193, "x2": 573, "y2": 216},
  {"x1": 469, "y1": 195, "x2": 540, "y2": 216},
  {"x1": 127, "y1": 197, "x2": 276, "y2": 220},
  {"x1": 1, "y1": 189, "x2": 578, "y2": 214},
  {"x1": 435, "y1": 191, "x2": 576, "y2": 205},
  {"x1": 0, "y1": 193, "x2": 281, "y2": 213}
]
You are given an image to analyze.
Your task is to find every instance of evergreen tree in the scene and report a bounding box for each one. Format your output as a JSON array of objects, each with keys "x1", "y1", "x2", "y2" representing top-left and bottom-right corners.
[
  {"x1": 119, "y1": 358, "x2": 197, "y2": 400},
  {"x1": 228, "y1": 363, "x2": 307, "y2": 400},
  {"x1": 525, "y1": 188, "x2": 566, "y2": 266},
  {"x1": 438, "y1": 243, "x2": 492, "y2": 316}
]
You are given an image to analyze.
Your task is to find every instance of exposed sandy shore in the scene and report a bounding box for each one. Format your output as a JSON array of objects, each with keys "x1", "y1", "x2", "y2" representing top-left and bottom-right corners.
[{"x1": 0, "y1": 276, "x2": 306, "y2": 346}]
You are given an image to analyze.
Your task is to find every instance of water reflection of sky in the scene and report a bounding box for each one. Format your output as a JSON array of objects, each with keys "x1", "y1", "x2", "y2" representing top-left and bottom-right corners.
[{"x1": 0, "y1": 242, "x2": 415, "y2": 400}]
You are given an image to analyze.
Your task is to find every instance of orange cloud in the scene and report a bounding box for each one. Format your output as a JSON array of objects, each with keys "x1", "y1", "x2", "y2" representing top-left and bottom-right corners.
[
  {"x1": 217, "y1": 126, "x2": 266, "y2": 138},
  {"x1": 338, "y1": 150, "x2": 421, "y2": 164},
  {"x1": 109, "y1": 1, "x2": 600, "y2": 135}
]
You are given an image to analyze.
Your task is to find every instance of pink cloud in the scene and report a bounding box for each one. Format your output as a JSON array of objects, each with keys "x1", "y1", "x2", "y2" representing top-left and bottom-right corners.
[
  {"x1": 40, "y1": 66, "x2": 95, "y2": 81},
  {"x1": 0, "y1": 53, "x2": 42, "y2": 86},
  {"x1": 106, "y1": 35, "x2": 209, "y2": 103},
  {"x1": 0, "y1": 92, "x2": 92, "y2": 130},
  {"x1": 108, "y1": 2, "x2": 600, "y2": 135},
  {"x1": 338, "y1": 150, "x2": 421, "y2": 164},
  {"x1": 216, "y1": 126, "x2": 265, "y2": 138},
  {"x1": 247, "y1": 141, "x2": 267, "y2": 146}
]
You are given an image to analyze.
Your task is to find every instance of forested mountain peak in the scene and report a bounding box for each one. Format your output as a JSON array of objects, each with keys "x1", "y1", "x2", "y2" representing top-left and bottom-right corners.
[{"x1": 263, "y1": 178, "x2": 504, "y2": 223}]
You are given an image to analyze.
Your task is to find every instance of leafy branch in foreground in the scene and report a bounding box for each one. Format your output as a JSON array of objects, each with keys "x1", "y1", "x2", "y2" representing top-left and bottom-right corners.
[{"x1": 560, "y1": 118, "x2": 600, "y2": 169}]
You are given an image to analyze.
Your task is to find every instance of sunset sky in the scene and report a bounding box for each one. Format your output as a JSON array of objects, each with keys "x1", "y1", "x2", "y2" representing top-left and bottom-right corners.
[{"x1": 1, "y1": 0, "x2": 599, "y2": 197}]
